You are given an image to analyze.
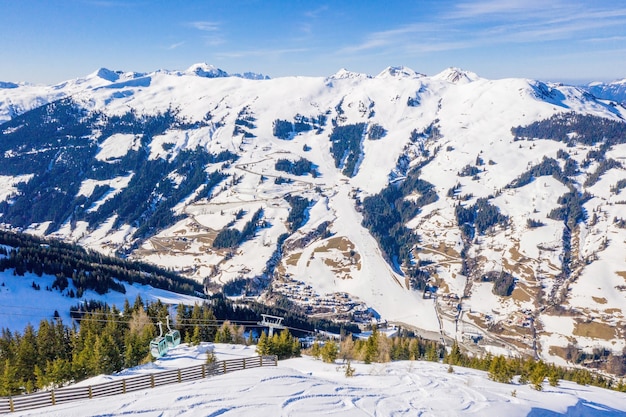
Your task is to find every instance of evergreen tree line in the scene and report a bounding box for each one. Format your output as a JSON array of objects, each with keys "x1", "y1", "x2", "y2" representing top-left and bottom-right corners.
[
  {"x1": 0, "y1": 292, "x2": 356, "y2": 396},
  {"x1": 0, "y1": 101, "x2": 222, "y2": 235},
  {"x1": 320, "y1": 327, "x2": 445, "y2": 364},
  {"x1": 584, "y1": 158, "x2": 622, "y2": 187},
  {"x1": 360, "y1": 167, "x2": 438, "y2": 289},
  {"x1": 208, "y1": 295, "x2": 360, "y2": 337},
  {"x1": 309, "y1": 329, "x2": 626, "y2": 393},
  {"x1": 512, "y1": 113, "x2": 626, "y2": 147},
  {"x1": 444, "y1": 342, "x2": 625, "y2": 392},
  {"x1": 610, "y1": 179, "x2": 626, "y2": 195},
  {"x1": 255, "y1": 330, "x2": 301, "y2": 360},
  {"x1": 233, "y1": 106, "x2": 256, "y2": 138},
  {"x1": 547, "y1": 187, "x2": 591, "y2": 230},
  {"x1": 274, "y1": 158, "x2": 319, "y2": 177},
  {"x1": 272, "y1": 114, "x2": 326, "y2": 140},
  {"x1": 0, "y1": 230, "x2": 203, "y2": 296},
  {"x1": 506, "y1": 157, "x2": 571, "y2": 189},
  {"x1": 284, "y1": 195, "x2": 312, "y2": 232},
  {"x1": 367, "y1": 123, "x2": 386, "y2": 140},
  {"x1": 329, "y1": 123, "x2": 367, "y2": 177},
  {"x1": 212, "y1": 208, "x2": 264, "y2": 249},
  {"x1": 0, "y1": 296, "x2": 168, "y2": 395},
  {"x1": 0, "y1": 97, "x2": 237, "y2": 240},
  {"x1": 455, "y1": 198, "x2": 509, "y2": 239}
]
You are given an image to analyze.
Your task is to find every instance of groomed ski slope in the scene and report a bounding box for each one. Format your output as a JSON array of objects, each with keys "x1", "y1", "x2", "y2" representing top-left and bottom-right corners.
[{"x1": 15, "y1": 343, "x2": 626, "y2": 417}]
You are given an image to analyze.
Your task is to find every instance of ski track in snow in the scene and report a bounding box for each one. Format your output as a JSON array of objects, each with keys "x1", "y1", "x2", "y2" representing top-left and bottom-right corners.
[{"x1": 13, "y1": 344, "x2": 626, "y2": 417}]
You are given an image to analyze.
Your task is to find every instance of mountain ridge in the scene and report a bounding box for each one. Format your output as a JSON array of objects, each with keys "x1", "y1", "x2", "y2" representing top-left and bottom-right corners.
[{"x1": 1, "y1": 65, "x2": 626, "y2": 374}]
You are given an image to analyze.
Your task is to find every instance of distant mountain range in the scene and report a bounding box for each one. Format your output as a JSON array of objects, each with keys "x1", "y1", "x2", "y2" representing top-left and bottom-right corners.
[{"x1": 1, "y1": 64, "x2": 626, "y2": 375}]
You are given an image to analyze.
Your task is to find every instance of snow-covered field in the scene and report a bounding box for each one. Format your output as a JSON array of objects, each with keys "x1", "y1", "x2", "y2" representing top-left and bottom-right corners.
[
  {"x1": 13, "y1": 343, "x2": 626, "y2": 417},
  {"x1": 0, "y1": 270, "x2": 205, "y2": 332}
]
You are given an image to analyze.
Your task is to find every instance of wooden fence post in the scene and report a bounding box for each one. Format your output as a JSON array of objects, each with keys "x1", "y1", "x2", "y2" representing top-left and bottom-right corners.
[{"x1": 0, "y1": 355, "x2": 273, "y2": 413}]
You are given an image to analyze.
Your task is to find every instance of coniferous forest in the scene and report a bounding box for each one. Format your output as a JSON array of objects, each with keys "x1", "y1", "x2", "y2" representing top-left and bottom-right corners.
[{"x1": 0, "y1": 230, "x2": 202, "y2": 296}]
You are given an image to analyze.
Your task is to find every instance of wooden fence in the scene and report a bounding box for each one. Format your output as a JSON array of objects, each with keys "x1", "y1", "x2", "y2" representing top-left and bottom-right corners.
[{"x1": 0, "y1": 355, "x2": 278, "y2": 414}]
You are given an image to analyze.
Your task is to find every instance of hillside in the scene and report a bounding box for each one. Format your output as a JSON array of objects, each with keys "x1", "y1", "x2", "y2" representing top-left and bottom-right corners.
[
  {"x1": 14, "y1": 343, "x2": 626, "y2": 417},
  {"x1": 1, "y1": 65, "x2": 626, "y2": 372}
]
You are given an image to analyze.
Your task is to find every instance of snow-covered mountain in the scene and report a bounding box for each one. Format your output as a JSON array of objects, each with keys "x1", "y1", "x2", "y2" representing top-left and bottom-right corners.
[
  {"x1": 587, "y1": 78, "x2": 626, "y2": 105},
  {"x1": 1, "y1": 65, "x2": 626, "y2": 374}
]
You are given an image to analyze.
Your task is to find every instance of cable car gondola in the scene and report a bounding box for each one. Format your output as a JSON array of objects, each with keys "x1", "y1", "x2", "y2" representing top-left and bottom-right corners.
[
  {"x1": 150, "y1": 321, "x2": 168, "y2": 358},
  {"x1": 165, "y1": 315, "x2": 181, "y2": 348}
]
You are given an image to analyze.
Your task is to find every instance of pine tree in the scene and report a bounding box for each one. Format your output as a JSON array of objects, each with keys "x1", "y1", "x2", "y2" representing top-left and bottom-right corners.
[
  {"x1": 201, "y1": 307, "x2": 217, "y2": 342},
  {"x1": 320, "y1": 341, "x2": 339, "y2": 363},
  {"x1": 0, "y1": 358, "x2": 19, "y2": 395},
  {"x1": 256, "y1": 331, "x2": 270, "y2": 356},
  {"x1": 15, "y1": 324, "x2": 38, "y2": 391},
  {"x1": 310, "y1": 341, "x2": 321, "y2": 359},
  {"x1": 424, "y1": 342, "x2": 439, "y2": 362},
  {"x1": 488, "y1": 355, "x2": 513, "y2": 384},
  {"x1": 445, "y1": 341, "x2": 463, "y2": 366},
  {"x1": 363, "y1": 328, "x2": 379, "y2": 364},
  {"x1": 191, "y1": 325, "x2": 202, "y2": 346},
  {"x1": 530, "y1": 361, "x2": 548, "y2": 391},
  {"x1": 37, "y1": 319, "x2": 57, "y2": 369},
  {"x1": 72, "y1": 331, "x2": 97, "y2": 380},
  {"x1": 46, "y1": 358, "x2": 72, "y2": 388},
  {"x1": 548, "y1": 365, "x2": 560, "y2": 387},
  {"x1": 215, "y1": 322, "x2": 232, "y2": 343},
  {"x1": 94, "y1": 333, "x2": 123, "y2": 374}
]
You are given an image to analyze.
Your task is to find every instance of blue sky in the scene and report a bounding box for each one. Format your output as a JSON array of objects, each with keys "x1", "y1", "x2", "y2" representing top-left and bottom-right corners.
[{"x1": 1, "y1": 0, "x2": 625, "y2": 84}]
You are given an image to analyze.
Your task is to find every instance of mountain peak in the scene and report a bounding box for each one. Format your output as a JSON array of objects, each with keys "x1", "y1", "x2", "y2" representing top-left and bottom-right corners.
[
  {"x1": 89, "y1": 68, "x2": 122, "y2": 82},
  {"x1": 328, "y1": 68, "x2": 370, "y2": 80},
  {"x1": 375, "y1": 66, "x2": 424, "y2": 79},
  {"x1": 0, "y1": 81, "x2": 19, "y2": 89},
  {"x1": 432, "y1": 67, "x2": 479, "y2": 84},
  {"x1": 232, "y1": 71, "x2": 270, "y2": 80},
  {"x1": 186, "y1": 63, "x2": 229, "y2": 78}
]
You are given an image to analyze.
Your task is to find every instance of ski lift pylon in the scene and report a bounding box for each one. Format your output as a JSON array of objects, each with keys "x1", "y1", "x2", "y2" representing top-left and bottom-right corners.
[{"x1": 257, "y1": 314, "x2": 286, "y2": 337}]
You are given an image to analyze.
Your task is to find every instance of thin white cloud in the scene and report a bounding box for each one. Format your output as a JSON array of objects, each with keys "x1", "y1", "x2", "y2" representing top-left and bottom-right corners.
[
  {"x1": 166, "y1": 41, "x2": 185, "y2": 50},
  {"x1": 339, "y1": 2, "x2": 626, "y2": 56},
  {"x1": 304, "y1": 6, "x2": 328, "y2": 19},
  {"x1": 339, "y1": 23, "x2": 442, "y2": 54},
  {"x1": 447, "y1": 0, "x2": 559, "y2": 19},
  {"x1": 583, "y1": 36, "x2": 626, "y2": 43},
  {"x1": 189, "y1": 21, "x2": 220, "y2": 32}
]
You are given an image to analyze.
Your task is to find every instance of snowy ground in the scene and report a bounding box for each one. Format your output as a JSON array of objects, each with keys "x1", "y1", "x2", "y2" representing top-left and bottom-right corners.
[
  {"x1": 14, "y1": 343, "x2": 626, "y2": 417},
  {"x1": 0, "y1": 270, "x2": 205, "y2": 332}
]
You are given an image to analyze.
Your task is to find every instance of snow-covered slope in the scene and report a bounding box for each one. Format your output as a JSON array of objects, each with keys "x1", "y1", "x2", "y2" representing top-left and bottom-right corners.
[
  {"x1": 0, "y1": 269, "x2": 205, "y2": 333},
  {"x1": 587, "y1": 78, "x2": 626, "y2": 105},
  {"x1": 15, "y1": 343, "x2": 626, "y2": 417},
  {"x1": 1, "y1": 65, "x2": 626, "y2": 373}
]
